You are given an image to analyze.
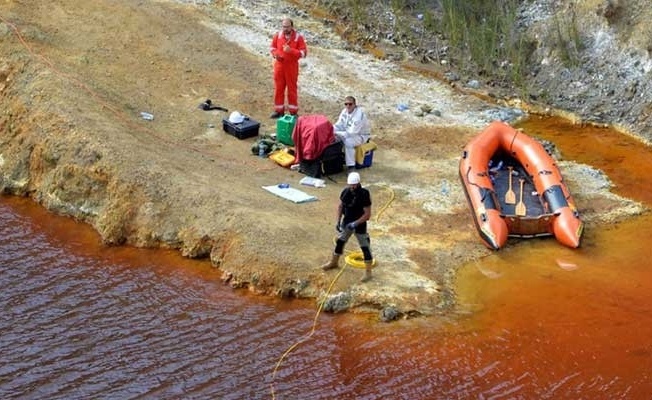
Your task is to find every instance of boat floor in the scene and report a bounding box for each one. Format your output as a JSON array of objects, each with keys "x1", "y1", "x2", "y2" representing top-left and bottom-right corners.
[
  {"x1": 492, "y1": 163, "x2": 546, "y2": 217},
  {"x1": 491, "y1": 163, "x2": 555, "y2": 237}
]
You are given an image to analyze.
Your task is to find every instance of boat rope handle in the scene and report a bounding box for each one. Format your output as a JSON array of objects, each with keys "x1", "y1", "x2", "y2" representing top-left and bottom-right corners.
[
  {"x1": 464, "y1": 166, "x2": 492, "y2": 202},
  {"x1": 465, "y1": 166, "x2": 480, "y2": 187},
  {"x1": 508, "y1": 131, "x2": 519, "y2": 153}
]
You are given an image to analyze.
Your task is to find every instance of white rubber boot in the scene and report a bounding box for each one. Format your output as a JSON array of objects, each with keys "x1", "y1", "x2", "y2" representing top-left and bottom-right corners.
[{"x1": 360, "y1": 260, "x2": 373, "y2": 282}]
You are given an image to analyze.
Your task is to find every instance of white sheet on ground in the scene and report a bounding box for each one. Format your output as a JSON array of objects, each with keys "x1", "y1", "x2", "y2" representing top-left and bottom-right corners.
[
  {"x1": 299, "y1": 176, "x2": 326, "y2": 187},
  {"x1": 262, "y1": 185, "x2": 318, "y2": 203}
]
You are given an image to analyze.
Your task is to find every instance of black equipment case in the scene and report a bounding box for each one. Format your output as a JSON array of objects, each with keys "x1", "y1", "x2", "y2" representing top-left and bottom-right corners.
[
  {"x1": 320, "y1": 140, "x2": 345, "y2": 175},
  {"x1": 222, "y1": 117, "x2": 260, "y2": 139},
  {"x1": 299, "y1": 140, "x2": 344, "y2": 178}
]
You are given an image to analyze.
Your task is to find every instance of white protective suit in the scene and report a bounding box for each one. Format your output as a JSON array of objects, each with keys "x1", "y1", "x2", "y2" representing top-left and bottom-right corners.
[{"x1": 333, "y1": 106, "x2": 371, "y2": 167}]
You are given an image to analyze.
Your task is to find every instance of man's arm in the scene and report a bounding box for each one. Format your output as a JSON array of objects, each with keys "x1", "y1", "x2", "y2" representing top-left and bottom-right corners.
[
  {"x1": 333, "y1": 109, "x2": 346, "y2": 133},
  {"x1": 270, "y1": 33, "x2": 282, "y2": 59},
  {"x1": 359, "y1": 205, "x2": 371, "y2": 224},
  {"x1": 296, "y1": 34, "x2": 307, "y2": 58}
]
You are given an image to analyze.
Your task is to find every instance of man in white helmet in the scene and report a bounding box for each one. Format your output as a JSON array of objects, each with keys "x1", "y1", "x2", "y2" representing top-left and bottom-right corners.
[{"x1": 321, "y1": 171, "x2": 374, "y2": 282}]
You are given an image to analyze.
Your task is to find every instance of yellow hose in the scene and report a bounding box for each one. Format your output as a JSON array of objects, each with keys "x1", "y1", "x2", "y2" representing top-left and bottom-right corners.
[
  {"x1": 270, "y1": 264, "x2": 347, "y2": 399},
  {"x1": 374, "y1": 184, "x2": 395, "y2": 223},
  {"x1": 344, "y1": 252, "x2": 376, "y2": 269}
]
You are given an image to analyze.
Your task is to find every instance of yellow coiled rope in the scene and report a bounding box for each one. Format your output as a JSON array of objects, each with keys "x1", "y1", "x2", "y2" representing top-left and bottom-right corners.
[{"x1": 344, "y1": 252, "x2": 377, "y2": 269}]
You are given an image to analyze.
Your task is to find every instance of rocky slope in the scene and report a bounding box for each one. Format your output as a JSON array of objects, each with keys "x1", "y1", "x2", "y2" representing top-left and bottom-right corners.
[
  {"x1": 345, "y1": 0, "x2": 652, "y2": 142},
  {"x1": 518, "y1": 0, "x2": 651, "y2": 141}
]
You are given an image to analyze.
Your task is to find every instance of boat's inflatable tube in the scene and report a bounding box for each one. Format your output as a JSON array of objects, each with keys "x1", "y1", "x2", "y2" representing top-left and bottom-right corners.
[{"x1": 459, "y1": 121, "x2": 583, "y2": 250}]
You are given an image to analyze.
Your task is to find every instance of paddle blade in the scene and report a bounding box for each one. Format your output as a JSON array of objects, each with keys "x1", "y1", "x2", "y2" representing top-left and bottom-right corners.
[
  {"x1": 515, "y1": 178, "x2": 526, "y2": 216},
  {"x1": 504, "y1": 167, "x2": 516, "y2": 204},
  {"x1": 505, "y1": 190, "x2": 516, "y2": 205},
  {"x1": 515, "y1": 201, "x2": 526, "y2": 216}
]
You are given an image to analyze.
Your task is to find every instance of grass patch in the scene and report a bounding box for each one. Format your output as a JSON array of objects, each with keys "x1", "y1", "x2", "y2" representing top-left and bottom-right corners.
[
  {"x1": 552, "y1": 7, "x2": 582, "y2": 67},
  {"x1": 438, "y1": 0, "x2": 532, "y2": 86},
  {"x1": 306, "y1": 0, "x2": 538, "y2": 90}
]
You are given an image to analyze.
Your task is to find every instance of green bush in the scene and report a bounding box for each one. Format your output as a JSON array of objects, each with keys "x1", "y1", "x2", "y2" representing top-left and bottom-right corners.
[
  {"x1": 309, "y1": 0, "x2": 538, "y2": 89},
  {"x1": 439, "y1": 0, "x2": 531, "y2": 84}
]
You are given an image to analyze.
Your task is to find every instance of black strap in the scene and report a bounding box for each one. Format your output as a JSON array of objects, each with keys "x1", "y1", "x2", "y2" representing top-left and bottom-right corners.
[{"x1": 198, "y1": 99, "x2": 228, "y2": 112}]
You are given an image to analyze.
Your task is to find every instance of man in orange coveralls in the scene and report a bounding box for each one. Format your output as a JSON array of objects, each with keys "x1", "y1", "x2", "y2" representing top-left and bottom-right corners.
[{"x1": 269, "y1": 18, "x2": 307, "y2": 119}]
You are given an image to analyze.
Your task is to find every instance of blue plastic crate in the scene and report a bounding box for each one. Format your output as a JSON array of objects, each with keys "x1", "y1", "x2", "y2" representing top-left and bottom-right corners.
[{"x1": 355, "y1": 150, "x2": 374, "y2": 169}]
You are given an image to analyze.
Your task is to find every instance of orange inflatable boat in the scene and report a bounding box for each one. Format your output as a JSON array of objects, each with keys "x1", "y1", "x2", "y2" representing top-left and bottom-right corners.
[{"x1": 459, "y1": 121, "x2": 583, "y2": 250}]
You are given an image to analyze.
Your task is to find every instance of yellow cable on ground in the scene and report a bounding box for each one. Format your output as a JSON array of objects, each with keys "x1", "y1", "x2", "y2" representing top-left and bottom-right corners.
[
  {"x1": 375, "y1": 184, "x2": 395, "y2": 223},
  {"x1": 270, "y1": 263, "x2": 347, "y2": 399},
  {"x1": 269, "y1": 184, "x2": 394, "y2": 399},
  {"x1": 344, "y1": 252, "x2": 377, "y2": 269}
]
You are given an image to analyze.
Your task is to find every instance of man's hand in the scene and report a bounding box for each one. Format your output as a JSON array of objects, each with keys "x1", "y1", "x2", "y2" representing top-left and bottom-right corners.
[
  {"x1": 336, "y1": 222, "x2": 343, "y2": 233},
  {"x1": 283, "y1": 44, "x2": 291, "y2": 52},
  {"x1": 346, "y1": 221, "x2": 357, "y2": 231},
  {"x1": 334, "y1": 130, "x2": 347, "y2": 139}
]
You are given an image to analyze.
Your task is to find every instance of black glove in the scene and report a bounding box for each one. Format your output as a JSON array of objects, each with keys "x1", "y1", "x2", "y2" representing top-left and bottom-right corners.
[
  {"x1": 346, "y1": 221, "x2": 357, "y2": 231},
  {"x1": 336, "y1": 222, "x2": 343, "y2": 233}
]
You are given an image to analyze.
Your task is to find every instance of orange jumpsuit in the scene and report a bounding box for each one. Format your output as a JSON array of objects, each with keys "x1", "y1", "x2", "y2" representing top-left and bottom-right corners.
[{"x1": 270, "y1": 29, "x2": 307, "y2": 115}]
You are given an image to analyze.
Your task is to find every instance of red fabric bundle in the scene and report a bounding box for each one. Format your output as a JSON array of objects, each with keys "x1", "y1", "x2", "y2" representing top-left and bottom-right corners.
[{"x1": 292, "y1": 114, "x2": 335, "y2": 163}]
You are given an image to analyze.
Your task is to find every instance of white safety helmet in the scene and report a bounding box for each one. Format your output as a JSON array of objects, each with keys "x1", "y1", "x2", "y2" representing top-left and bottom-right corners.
[
  {"x1": 228, "y1": 111, "x2": 245, "y2": 124},
  {"x1": 347, "y1": 172, "x2": 361, "y2": 185}
]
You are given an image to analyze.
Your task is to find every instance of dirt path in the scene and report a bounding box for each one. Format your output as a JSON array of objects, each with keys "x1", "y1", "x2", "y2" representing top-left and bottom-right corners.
[{"x1": 0, "y1": 0, "x2": 642, "y2": 317}]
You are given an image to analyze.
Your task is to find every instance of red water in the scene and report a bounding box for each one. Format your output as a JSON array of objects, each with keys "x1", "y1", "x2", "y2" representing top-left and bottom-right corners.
[{"x1": 1, "y1": 118, "x2": 651, "y2": 399}]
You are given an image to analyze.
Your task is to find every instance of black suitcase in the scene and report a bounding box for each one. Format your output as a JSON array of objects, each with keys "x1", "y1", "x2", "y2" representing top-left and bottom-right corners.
[
  {"x1": 299, "y1": 140, "x2": 344, "y2": 178},
  {"x1": 320, "y1": 140, "x2": 345, "y2": 176},
  {"x1": 222, "y1": 117, "x2": 260, "y2": 139}
]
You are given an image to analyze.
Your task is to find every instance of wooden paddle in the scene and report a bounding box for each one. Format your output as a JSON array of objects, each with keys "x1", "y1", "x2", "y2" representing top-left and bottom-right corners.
[
  {"x1": 515, "y1": 178, "x2": 526, "y2": 216},
  {"x1": 505, "y1": 166, "x2": 516, "y2": 204}
]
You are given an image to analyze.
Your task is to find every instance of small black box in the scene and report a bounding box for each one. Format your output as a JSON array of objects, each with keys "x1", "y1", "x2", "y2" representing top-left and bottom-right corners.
[{"x1": 222, "y1": 118, "x2": 260, "y2": 139}]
